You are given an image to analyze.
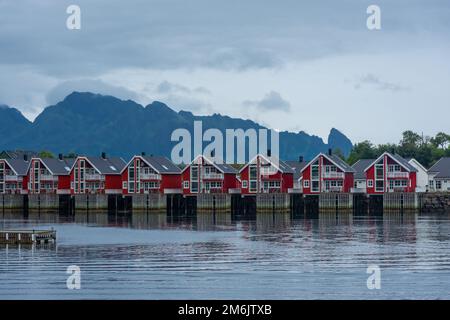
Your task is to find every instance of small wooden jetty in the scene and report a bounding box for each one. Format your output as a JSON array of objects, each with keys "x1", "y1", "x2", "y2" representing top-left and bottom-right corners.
[{"x1": 0, "y1": 229, "x2": 56, "y2": 244}]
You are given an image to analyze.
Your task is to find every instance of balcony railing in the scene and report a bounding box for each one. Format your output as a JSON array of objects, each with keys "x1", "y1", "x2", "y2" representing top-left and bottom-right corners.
[
  {"x1": 5, "y1": 175, "x2": 22, "y2": 182},
  {"x1": 387, "y1": 171, "x2": 409, "y2": 178},
  {"x1": 85, "y1": 174, "x2": 104, "y2": 180},
  {"x1": 322, "y1": 186, "x2": 343, "y2": 192},
  {"x1": 202, "y1": 173, "x2": 224, "y2": 179},
  {"x1": 40, "y1": 174, "x2": 58, "y2": 181},
  {"x1": 322, "y1": 172, "x2": 345, "y2": 179},
  {"x1": 140, "y1": 173, "x2": 161, "y2": 180}
]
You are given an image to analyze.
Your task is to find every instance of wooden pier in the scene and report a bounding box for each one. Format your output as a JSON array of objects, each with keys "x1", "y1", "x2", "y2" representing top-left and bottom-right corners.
[{"x1": 0, "y1": 229, "x2": 56, "y2": 244}]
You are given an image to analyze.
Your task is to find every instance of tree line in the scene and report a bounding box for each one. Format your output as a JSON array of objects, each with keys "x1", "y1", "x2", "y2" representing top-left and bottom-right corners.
[{"x1": 346, "y1": 131, "x2": 450, "y2": 168}]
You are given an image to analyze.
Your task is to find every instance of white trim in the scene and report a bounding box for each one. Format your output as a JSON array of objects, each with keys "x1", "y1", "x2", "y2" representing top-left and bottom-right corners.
[
  {"x1": 238, "y1": 154, "x2": 283, "y2": 174},
  {"x1": 364, "y1": 152, "x2": 411, "y2": 173},
  {"x1": 181, "y1": 154, "x2": 230, "y2": 174},
  {"x1": 300, "y1": 153, "x2": 347, "y2": 173}
]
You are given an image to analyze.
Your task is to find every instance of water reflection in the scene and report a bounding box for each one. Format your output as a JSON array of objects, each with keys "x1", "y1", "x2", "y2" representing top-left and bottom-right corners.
[{"x1": 1, "y1": 210, "x2": 449, "y2": 299}]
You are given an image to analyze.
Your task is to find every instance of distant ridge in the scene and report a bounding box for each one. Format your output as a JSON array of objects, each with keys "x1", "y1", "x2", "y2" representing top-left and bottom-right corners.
[{"x1": 0, "y1": 92, "x2": 353, "y2": 161}]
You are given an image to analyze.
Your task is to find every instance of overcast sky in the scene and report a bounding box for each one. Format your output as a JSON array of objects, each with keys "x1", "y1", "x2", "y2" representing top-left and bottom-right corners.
[{"x1": 0, "y1": 0, "x2": 449, "y2": 144}]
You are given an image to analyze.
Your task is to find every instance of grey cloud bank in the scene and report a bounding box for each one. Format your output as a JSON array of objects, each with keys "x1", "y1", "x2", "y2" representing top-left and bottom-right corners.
[{"x1": 0, "y1": 0, "x2": 449, "y2": 144}]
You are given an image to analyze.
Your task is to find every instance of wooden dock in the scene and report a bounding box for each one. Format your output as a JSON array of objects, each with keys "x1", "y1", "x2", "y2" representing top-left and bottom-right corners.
[{"x1": 0, "y1": 229, "x2": 56, "y2": 244}]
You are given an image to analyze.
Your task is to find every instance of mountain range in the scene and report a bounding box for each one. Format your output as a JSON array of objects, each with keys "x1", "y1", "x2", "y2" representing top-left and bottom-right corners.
[{"x1": 0, "y1": 92, "x2": 353, "y2": 161}]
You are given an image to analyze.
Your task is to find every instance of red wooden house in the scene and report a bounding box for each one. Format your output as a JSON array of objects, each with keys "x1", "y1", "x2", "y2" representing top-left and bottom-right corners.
[
  {"x1": 70, "y1": 154, "x2": 126, "y2": 195},
  {"x1": 121, "y1": 155, "x2": 182, "y2": 194},
  {"x1": 239, "y1": 154, "x2": 294, "y2": 194},
  {"x1": 27, "y1": 156, "x2": 74, "y2": 194},
  {"x1": 181, "y1": 155, "x2": 238, "y2": 195},
  {"x1": 0, "y1": 158, "x2": 29, "y2": 194},
  {"x1": 364, "y1": 152, "x2": 417, "y2": 194},
  {"x1": 300, "y1": 152, "x2": 355, "y2": 194}
]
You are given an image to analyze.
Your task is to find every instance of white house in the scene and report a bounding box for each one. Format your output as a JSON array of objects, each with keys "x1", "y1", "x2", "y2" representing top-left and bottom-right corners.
[
  {"x1": 428, "y1": 157, "x2": 450, "y2": 192},
  {"x1": 406, "y1": 158, "x2": 429, "y2": 192}
]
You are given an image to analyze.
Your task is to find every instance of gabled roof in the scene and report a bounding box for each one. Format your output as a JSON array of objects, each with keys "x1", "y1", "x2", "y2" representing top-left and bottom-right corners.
[
  {"x1": 351, "y1": 159, "x2": 374, "y2": 180},
  {"x1": 300, "y1": 153, "x2": 355, "y2": 173},
  {"x1": 239, "y1": 154, "x2": 295, "y2": 174},
  {"x1": 121, "y1": 155, "x2": 181, "y2": 174},
  {"x1": 285, "y1": 160, "x2": 308, "y2": 180},
  {"x1": 71, "y1": 156, "x2": 126, "y2": 174},
  {"x1": 182, "y1": 155, "x2": 237, "y2": 174},
  {"x1": 0, "y1": 150, "x2": 38, "y2": 160},
  {"x1": 406, "y1": 158, "x2": 428, "y2": 173},
  {"x1": 32, "y1": 158, "x2": 75, "y2": 175},
  {"x1": 1, "y1": 158, "x2": 29, "y2": 176},
  {"x1": 364, "y1": 152, "x2": 417, "y2": 172},
  {"x1": 428, "y1": 157, "x2": 450, "y2": 179}
]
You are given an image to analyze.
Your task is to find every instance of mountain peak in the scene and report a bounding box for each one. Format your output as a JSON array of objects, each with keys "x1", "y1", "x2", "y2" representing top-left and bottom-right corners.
[{"x1": 328, "y1": 128, "x2": 353, "y2": 155}]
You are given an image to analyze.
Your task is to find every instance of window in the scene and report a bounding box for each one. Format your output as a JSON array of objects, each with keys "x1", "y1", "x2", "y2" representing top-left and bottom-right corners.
[
  {"x1": 367, "y1": 179, "x2": 373, "y2": 188},
  {"x1": 249, "y1": 165, "x2": 257, "y2": 192},
  {"x1": 311, "y1": 181, "x2": 319, "y2": 192},
  {"x1": 190, "y1": 165, "x2": 199, "y2": 193},
  {"x1": 436, "y1": 180, "x2": 442, "y2": 190},
  {"x1": 183, "y1": 181, "x2": 189, "y2": 189},
  {"x1": 337, "y1": 180, "x2": 343, "y2": 187},
  {"x1": 303, "y1": 180, "x2": 310, "y2": 188},
  {"x1": 122, "y1": 181, "x2": 127, "y2": 189},
  {"x1": 242, "y1": 180, "x2": 248, "y2": 188}
]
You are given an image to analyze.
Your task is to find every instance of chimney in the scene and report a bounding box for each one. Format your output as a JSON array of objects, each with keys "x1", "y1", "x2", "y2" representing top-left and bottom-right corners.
[
  {"x1": 101, "y1": 152, "x2": 106, "y2": 159},
  {"x1": 23, "y1": 154, "x2": 28, "y2": 162},
  {"x1": 58, "y1": 153, "x2": 63, "y2": 160},
  {"x1": 267, "y1": 149, "x2": 271, "y2": 157},
  {"x1": 141, "y1": 151, "x2": 146, "y2": 156},
  {"x1": 299, "y1": 156, "x2": 304, "y2": 163},
  {"x1": 328, "y1": 148, "x2": 332, "y2": 156}
]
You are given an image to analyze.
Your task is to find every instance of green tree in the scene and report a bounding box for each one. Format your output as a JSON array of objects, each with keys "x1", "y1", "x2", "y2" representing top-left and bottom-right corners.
[
  {"x1": 39, "y1": 151, "x2": 54, "y2": 158},
  {"x1": 431, "y1": 132, "x2": 450, "y2": 149},
  {"x1": 347, "y1": 141, "x2": 376, "y2": 164}
]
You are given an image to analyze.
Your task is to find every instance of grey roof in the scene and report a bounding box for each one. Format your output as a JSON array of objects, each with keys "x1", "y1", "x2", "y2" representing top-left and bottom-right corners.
[
  {"x1": 4, "y1": 159, "x2": 30, "y2": 175},
  {"x1": 0, "y1": 150, "x2": 38, "y2": 160},
  {"x1": 86, "y1": 157, "x2": 126, "y2": 174},
  {"x1": 428, "y1": 157, "x2": 450, "y2": 179},
  {"x1": 142, "y1": 156, "x2": 181, "y2": 174},
  {"x1": 390, "y1": 154, "x2": 418, "y2": 172},
  {"x1": 285, "y1": 160, "x2": 308, "y2": 180},
  {"x1": 352, "y1": 159, "x2": 374, "y2": 180},
  {"x1": 327, "y1": 154, "x2": 355, "y2": 173},
  {"x1": 263, "y1": 156, "x2": 294, "y2": 174},
  {"x1": 40, "y1": 158, "x2": 75, "y2": 175},
  {"x1": 215, "y1": 163, "x2": 237, "y2": 174}
]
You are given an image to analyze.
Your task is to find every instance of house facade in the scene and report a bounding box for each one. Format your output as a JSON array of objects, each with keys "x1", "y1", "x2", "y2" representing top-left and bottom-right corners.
[
  {"x1": 0, "y1": 158, "x2": 29, "y2": 194},
  {"x1": 121, "y1": 155, "x2": 182, "y2": 195},
  {"x1": 406, "y1": 158, "x2": 429, "y2": 192},
  {"x1": 301, "y1": 152, "x2": 355, "y2": 194},
  {"x1": 70, "y1": 155, "x2": 126, "y2": 194},
  {"x1": 286, "y1": 157, "x2": 308, "y2": 191},
  {"x1": 364, "y1": 152, "x2": 417, "y2": 194},
  {"x1": 27, "y1": 156, "x2": 74, "y2": 194},
  {"x1": 181, "y1": 155, "x2": 238, "y2": 195},
  {"x1": 428, "y1": 157, "x2": 450, "y2": 192},
  {"x1": 239, "y1": 154, "x2": 294, "y2": 194},
  {"x1": 351, "y1": 159, "x2": 374, "y2": 193}
]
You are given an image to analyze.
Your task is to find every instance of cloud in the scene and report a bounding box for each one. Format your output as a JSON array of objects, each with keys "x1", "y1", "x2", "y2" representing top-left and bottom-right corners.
[
  {"x1": 156, "y1": 81, "x2": 210, "y2": 95},
  {"x1": 46, "y1": 79, "x2": 142, "y2": 105},
  {"x1": 354, "y1": 74, "x2": 410, "y2": 92},
  {"x1": 243, "y1": 91, "x2": 291, "y2": 112}
]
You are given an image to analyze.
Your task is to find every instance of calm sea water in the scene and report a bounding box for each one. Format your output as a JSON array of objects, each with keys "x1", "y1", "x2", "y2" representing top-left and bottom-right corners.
[{"x1": 1, "y1": 211, "x2": 449, "y2": 299}]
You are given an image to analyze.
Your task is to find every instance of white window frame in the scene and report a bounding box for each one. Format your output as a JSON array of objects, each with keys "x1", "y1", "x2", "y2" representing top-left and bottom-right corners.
[
  {"x1": 367, "y1": 179, "x2": 373, "y2": 188},
  {"x1": 242, "y1": 180, "x2": 248, "y2": 188},
  {"x1": 183, "y1": 181, "x2": 189, "y2": 189},
  {"x1": 303, "y1": 180, "x2": 310, "y2": 188}
]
